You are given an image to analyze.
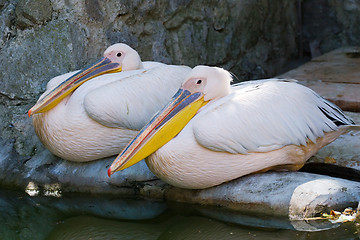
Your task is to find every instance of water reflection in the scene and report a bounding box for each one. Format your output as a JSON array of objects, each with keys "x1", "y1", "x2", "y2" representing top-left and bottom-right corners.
[
  {"x1": 156, "y1": 216, "x2": 359, "y2": 240},
  {"x1": 0, "y1": 188, "x2": 358, "y2": 240},
  {"x1": 195, "y1": 206, "x2": 342, "y2": 231},
  {"x1": 47, "y1": 215, "x2": 359, "y2": 240},
  {"x1": 47, "y1": 215, "x2": 176, "y2": 240},
  {"x1": 25, "y1": 182, "x2": 62, "y2": 197}
]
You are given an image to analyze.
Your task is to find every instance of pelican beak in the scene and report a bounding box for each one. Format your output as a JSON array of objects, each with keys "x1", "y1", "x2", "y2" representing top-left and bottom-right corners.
[
  {"x1": 107, "y1": 88, "x2": 208, "y2": 177},
  {"x1": 28, "y1": 57, "x2": 122, "y2": 116}
]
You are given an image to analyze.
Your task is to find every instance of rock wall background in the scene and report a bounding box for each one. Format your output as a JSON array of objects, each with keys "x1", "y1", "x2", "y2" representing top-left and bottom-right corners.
[
  {"x1": 0, "y1": 0, "x2": 359, "y2": 193},
  {"x1": 301, "y1": 0, "x2": 360, "y2": 57}
]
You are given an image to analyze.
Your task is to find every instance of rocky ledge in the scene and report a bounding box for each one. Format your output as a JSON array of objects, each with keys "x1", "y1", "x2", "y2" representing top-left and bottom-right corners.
[{"x1": 0, "y1": 48, "x2": 359, "y2": 221}]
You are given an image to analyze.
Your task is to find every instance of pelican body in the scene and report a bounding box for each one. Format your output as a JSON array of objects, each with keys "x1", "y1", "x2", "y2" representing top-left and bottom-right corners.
[
  {"x1": 29, "y1": 43, "x2": 191, "y2": 162},
  {"x1": 108, "y1": 66, "x2": 358, "y2": 189}
]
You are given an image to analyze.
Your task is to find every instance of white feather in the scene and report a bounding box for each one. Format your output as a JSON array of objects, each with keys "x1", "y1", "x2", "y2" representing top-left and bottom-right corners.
[
  {"x1": 144, "y1": 71, "x2": 356, "y2": 189},
  {"x1": 84, "y1": 65, "x2": 190, "y2": 130},
  {"x1": 33, "y1": 65, "x2": 191, "y2": 162},
  {"x1": 193, "y1": 79, "x2": 352, "y2": 154}
]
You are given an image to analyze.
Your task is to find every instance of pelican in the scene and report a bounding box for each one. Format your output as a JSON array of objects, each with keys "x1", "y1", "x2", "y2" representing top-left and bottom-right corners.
[
  {"x1": 108, "y1": 65, "x2": 359, "y2": 189},
  {"x1": 28, "y1": 43, "x2": 191, "y2": 162}
]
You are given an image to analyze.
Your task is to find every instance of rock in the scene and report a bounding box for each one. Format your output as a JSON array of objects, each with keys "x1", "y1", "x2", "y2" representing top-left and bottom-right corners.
[
  {"x1": 0, "y1": 2, "x2": 16, "y2": 48},
  {"x1": 15, "y1": 0, "x2": 52, "y2": 29},
  {"x1": 0, "y1": 135, "x2": 157, "y2": 194},
  {"x1": 279, "y1": 47, "x2": 360, "y2": 112},
  {"x1": 156, "y1": 172, "x2": 360, "y2": 220},
  {"x1": 301, "y1": 0, "x2": 360, "y2": 56}
]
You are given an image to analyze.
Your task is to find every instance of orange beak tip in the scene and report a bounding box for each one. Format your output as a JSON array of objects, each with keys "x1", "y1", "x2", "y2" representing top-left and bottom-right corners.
[
  {"x1": 28, "y1": 109, "x2": 32, "y2": 117},
  {"x1": 107, "y1": 167, "x2": 112, "y2": 177}
]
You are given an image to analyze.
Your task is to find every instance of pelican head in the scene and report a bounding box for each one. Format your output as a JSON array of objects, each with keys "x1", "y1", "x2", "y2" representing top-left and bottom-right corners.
[
  {"x1": 28, "y1": 43, "x2": 143, "y2": 116},
  {"x1": 108, "y1": 65, "x2": 232, "y2": 176},
  {"x1": 103, "y1": 43, "x2": 144, "y2": 71}
]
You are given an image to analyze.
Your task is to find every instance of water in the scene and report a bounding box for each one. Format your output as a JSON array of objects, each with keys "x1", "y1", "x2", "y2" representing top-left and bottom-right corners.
[{"x1": 0, "y1": 188, "x2": 358, "y2": 240}]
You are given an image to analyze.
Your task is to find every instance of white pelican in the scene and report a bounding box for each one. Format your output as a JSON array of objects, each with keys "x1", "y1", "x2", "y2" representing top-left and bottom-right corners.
[
  {"x1": 28, "y1": 43, "x2": 191, "y2": 162},
  {"x1": 108, "y1": 66, "x2": 359, "y2": 189}
]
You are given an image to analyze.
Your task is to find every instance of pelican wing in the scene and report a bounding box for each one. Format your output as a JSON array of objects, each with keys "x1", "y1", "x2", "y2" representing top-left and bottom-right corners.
[
  {"x1": 84, "y1": 65, "x2": 191, "y2": 130},
  {"x1": 192, "y1": 79, "x2": 353, "y2": 154}
]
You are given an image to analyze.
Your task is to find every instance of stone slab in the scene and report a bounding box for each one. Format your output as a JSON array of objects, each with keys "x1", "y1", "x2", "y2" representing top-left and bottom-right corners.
[
  {"x1": 150, "y1": 172, "x2": 360, "y2": 220},
  {"x1": 279, "y1": 47, "x2": 360, "y2": 112}
]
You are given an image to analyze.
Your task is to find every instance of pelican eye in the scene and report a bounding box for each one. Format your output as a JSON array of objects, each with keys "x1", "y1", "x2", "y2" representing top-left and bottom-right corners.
[
  {"x1": 196, "y1": 80, "x2": 202, "y2": 84},
  {"x1": 116, "y1": 52, "x2": 122, "y2": 57}
]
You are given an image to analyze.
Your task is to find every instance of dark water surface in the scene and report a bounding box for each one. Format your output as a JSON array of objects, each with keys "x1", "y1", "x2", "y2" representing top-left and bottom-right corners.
[{"x1": 0, "y1": 188, "x2": 358, "y2": 240}]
